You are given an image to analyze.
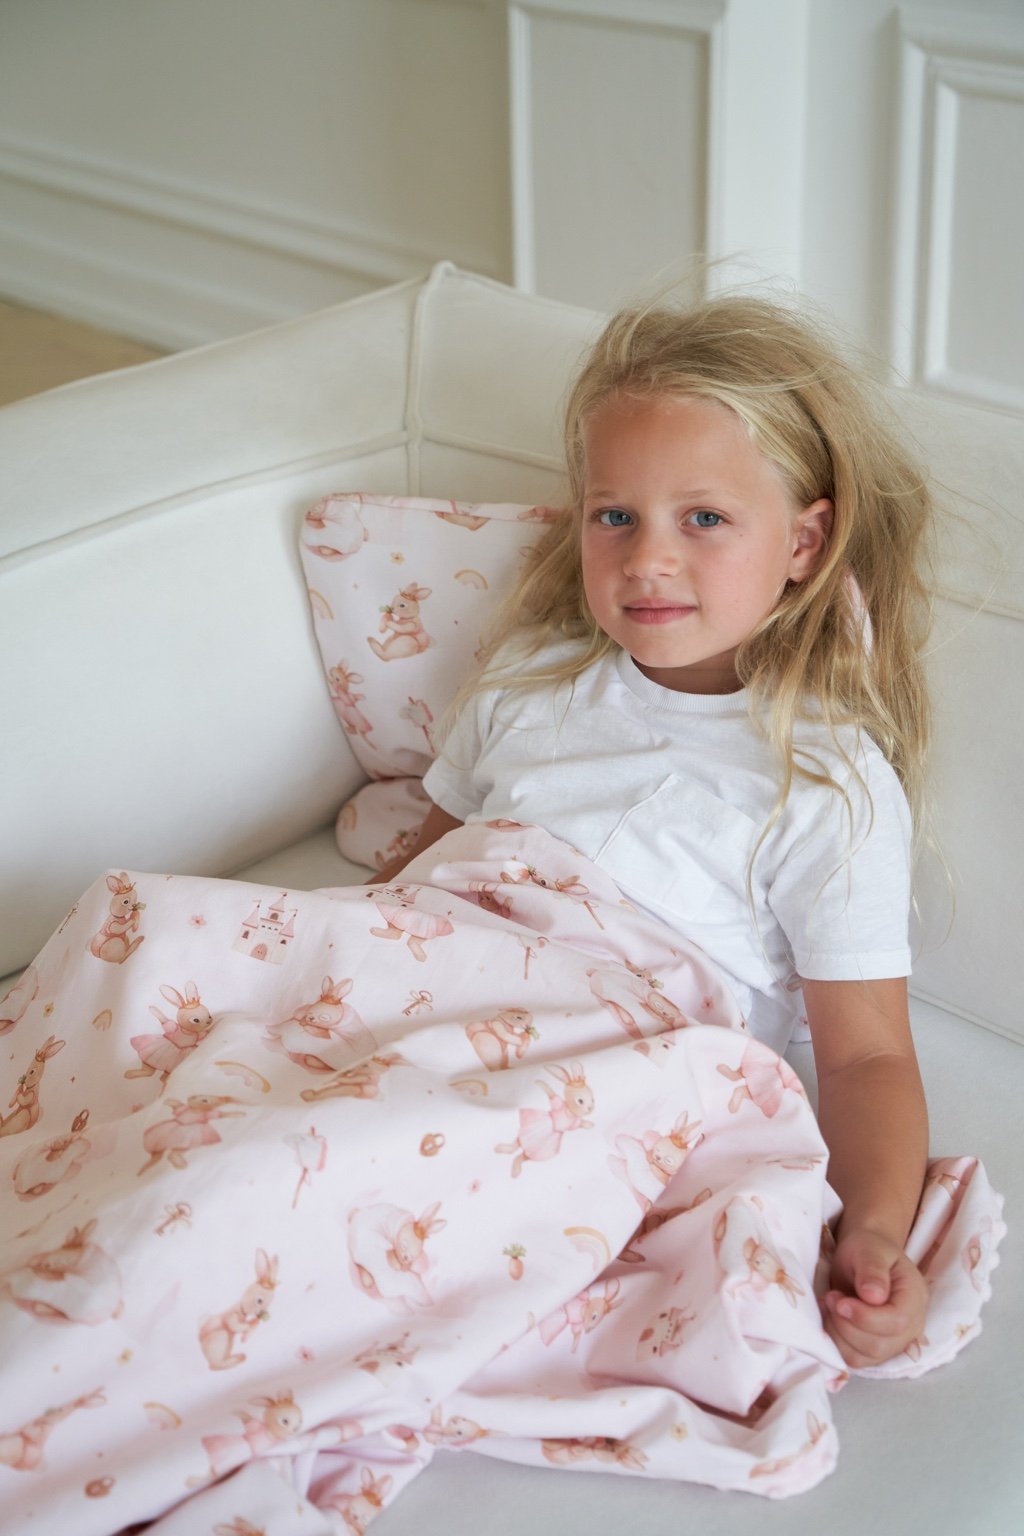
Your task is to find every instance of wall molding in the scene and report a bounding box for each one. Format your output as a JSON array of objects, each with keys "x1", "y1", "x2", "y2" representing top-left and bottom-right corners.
[
  {"x1": 892, "y1": 7, "x2": 1024, "y2": 412},
  {"x1": 508, "y1": 0, "x2": 809, "y2": 307},
  {"x1": 0, "y1": 131, "x2": 498, "y2": 346},
  {"x1": 508, "y1": 0, "x2": 725, "y2": 297}
]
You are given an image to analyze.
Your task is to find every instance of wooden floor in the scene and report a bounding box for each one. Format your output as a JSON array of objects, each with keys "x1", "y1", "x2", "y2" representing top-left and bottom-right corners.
[{"x1": 0, "y1": 298, "x2": 167, "y2": 407}]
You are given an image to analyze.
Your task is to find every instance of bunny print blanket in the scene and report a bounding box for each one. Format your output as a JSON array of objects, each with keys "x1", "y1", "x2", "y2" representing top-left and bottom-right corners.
[{"x1": 0, "y1": 822, "x2": 1004, "y2": 1534}]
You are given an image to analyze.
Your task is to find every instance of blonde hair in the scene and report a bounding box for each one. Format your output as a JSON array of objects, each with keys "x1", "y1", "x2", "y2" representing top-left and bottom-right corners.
[{"x1": 466, "y1": 293, "x2": 934, "y2": 835}]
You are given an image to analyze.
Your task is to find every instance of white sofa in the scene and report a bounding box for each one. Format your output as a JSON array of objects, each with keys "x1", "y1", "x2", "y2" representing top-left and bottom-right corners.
[{"x1": 1, "y1": 264, "x2": 1020, "y2": 1533}]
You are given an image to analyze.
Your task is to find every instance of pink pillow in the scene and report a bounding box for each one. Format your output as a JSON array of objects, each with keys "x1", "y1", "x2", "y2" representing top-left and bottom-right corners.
[{"x1": 299, "y1": 493, "x2": 556, "y2": 865}]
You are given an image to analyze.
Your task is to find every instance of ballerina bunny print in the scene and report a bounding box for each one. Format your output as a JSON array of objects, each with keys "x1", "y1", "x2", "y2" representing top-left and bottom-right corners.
[
  {"x1": 199, "y1": 1249, "x2": 280, "y2": 1370},
  {"x1": 303, "y1": 497, "x2": 367, "y2": 561},
  {"x1": 125, "y1": 981, "x2": 215, "y2": 1085},
  {"x1": 542, "y1": 1436, "x2": 647, "y2": 1471},
  {"x1": 495, "y1": 1062, "x2": 594, "y2": 1177},
  {"x1": 501, "y1": 864, "x2": 604, "y2": 928},
  {"x1": 0, "y1": 1390, "x2": 106, "y2": 1472},
  {"x1": 610, "y1": 1110, "x2": 704, "y2": 1211},
  {"x1": 367, "y1": 887, "x2": 453, "y2": 962},
  {"x1": 539, "y1": 1279, "x2": 622, "y2": 1352},
  {"x1": 423, "y1": 1406, "x2": 491, "y2": 1449},
  {"x1": 328, "y1": 663, "x2": 375, "y2": 741},
  {"x1": 587, "y1": 963, "x2": 686, "y2": 1041},
  {"x1": 1, "y1": 1219, "x2": 123, "y2": 1325},
  {"x1": 300, "y1": 1051, "x2": 409, "y2": 1103},
  {"x1": 714, "y1": 1199, "x2": 806, "y2": 1309},
  {"x1": 0, "y1": 1035, "x2": 65, "y2": 1138},
  {"x1": 201, "y1": 1391, "x2": 302, "y2": 1477},
  {"x1": 88, "y1": 873, "x2": 146, "y2": 963},
  {"x1": 327, "y1": 1468, "x2": 394, "y2": 1535},
  {"x1": 12, "y1": 1108, "x2": 96, "y2": 1199},
  {"x1": 264, "y1": 976, "x2": 376, "y2": 1074},
  {"x1": 347, "y1": 1201, "x2": 447, "y2": 1314},
  {"x1": 137, "y1": 1094, "x2": 244, "y2": 1175},
  {"x1": 717, "y1": 1040, "x2": 805, "y2": 1118},
  {"x1": 367, "y1": 584, "x2": 432, "y2": 661}
]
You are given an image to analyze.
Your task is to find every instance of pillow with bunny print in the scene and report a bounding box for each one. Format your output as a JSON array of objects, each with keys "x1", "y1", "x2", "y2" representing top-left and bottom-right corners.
[{"x1": 299, "y1": 493, "x2": 556, "y2": 866}]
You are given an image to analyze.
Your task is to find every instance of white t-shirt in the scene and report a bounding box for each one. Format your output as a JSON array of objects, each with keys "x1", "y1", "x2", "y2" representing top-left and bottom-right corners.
[{"x1": 423, "y1": 641, "x2": 912, "y2": 1053}]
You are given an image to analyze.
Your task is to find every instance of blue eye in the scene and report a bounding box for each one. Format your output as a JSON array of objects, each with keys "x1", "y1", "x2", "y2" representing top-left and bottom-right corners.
[
  {"x1": 597, "y1": 508, "x2": 632, "y2": 527},
  {"x1": 690, "y1": 510, "x2": 722, "y2": 528}
]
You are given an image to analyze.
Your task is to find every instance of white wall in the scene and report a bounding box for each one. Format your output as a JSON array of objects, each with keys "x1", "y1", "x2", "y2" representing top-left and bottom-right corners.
[
  {"x1": 0, "y1": 0, "x2": 512, "y2": 347},
  {"x1": 0, "y1": 0, "x2": 1022, "y2": 417}
]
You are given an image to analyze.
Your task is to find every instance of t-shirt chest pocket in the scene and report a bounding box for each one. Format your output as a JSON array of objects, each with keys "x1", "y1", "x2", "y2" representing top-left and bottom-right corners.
[{"x1": 595, "y1": 774, "x2": 759, "y2": 925}]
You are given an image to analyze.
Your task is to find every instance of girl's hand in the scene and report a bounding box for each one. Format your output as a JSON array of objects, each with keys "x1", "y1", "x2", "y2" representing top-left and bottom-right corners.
[{"x1": 822, "y1": 1227, "x2": 928, "y2": 1368}]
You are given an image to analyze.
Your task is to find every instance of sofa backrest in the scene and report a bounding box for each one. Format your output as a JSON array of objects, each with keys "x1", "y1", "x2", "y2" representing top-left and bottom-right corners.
[
  {"x1": 0, "y1": 266, "x2": 594, "y2": 978},
  {"x1": 1, "y1": 264, "x2": 1021, "y2": 1046}
]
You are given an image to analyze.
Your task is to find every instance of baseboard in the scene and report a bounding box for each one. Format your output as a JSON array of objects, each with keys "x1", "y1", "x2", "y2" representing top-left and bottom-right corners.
[{"x1": 0, "y1": 132, "x2": 492, "y2": 348}]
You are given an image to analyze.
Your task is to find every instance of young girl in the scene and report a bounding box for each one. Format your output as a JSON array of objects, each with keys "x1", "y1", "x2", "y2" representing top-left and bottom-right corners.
[{"x1": 376, "y1": 293, "x2": 935, "y2": 1371}]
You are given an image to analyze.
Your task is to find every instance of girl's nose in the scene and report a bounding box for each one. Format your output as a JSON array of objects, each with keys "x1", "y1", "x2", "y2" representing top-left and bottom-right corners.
[{"x1": 622, "y1": 526, "x2": 680, "y2": 578}]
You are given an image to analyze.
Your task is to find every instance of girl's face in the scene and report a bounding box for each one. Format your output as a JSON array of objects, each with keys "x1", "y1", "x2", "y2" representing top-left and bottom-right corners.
[{"x1": 580, "y1": 393, "x2": 830, "y2": 694}]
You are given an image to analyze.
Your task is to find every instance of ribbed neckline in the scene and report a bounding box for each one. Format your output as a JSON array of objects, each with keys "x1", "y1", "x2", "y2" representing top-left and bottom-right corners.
[{"x1": 614, "y1": 649, "x2": 749, "y2": 716}]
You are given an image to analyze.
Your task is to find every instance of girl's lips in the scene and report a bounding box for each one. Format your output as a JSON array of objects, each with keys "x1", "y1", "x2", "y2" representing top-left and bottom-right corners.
[{"x1": 623, "y1": 604, "x2": 695, "y2": 625}]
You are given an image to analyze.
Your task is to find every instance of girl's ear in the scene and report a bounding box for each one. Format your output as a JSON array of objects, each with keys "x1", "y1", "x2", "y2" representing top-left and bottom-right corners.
[{"x1": 788, "y1": 497, "x2": 833, "y2": 582}]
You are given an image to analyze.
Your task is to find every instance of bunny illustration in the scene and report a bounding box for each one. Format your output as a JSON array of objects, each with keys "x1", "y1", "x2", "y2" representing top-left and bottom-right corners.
[
  {"x1": 199, "y1": 1249, "x2": 280, "y2": 1370},
  {"x1": 749, "y1": 1411, "x2": 830, "y2": 1483},
  {"x1": 620, "y1": 1192, "x2": 714, "y2": 1263},
  {"x1": 636, "y1": 1303, "x2": 697, "y2": 1361},
  {"x1": 468, "y1": 881, "x2": 515, "y2": 919},
  {"x1": 0, "y1": 1389, "x2": 105, "y2": 1471},
  {"x1": 201, "y1": 1390, "x2": 302, "y2": 1477},
  {"x1": 347, "y1": 1201, "x2": 446, "y2": 1313},
  {"x1": 304, "y1": 497, "x2": 367, "y2": 561},
  {"x1": 264, "y1": 976, "x2": 376, "y2": 1074},
  {"x1": 125, "y1": 980, "x2": 215, "y2": 1085},
  {"x1": 2, "y1": 1219, "x2": 123, "y2": 1325},
  {"x1": 542, "y1": 1436, "x2": 647, "y2": 1471},
  {"x1": 500, "y1": 862, "x2": 605, "y2": 927},
  {"x1": 300, "y1": 1051, "x2": 409, "y2": 1103},
  {"x1": 0, "y1": 964, "x2": 38, "y2": 1036},
  {"x1": 717, "y1": 1040, "x2": 804, "y2": 1117},
  {"x1": 0, "y1": 1034, "x2": 65, "y2": 1138},
  {"x1": 539, "y1": 1279, "x2": 623, "y2": 1352},
  {"x1": 423, "y1": 1406, "x2": 490, "y2": 1448},
  {"x1": 328, "y1": 663, "x2": 375, "y2": 740},
  {"x1": 327, "y1": 1468, "x2": 394, "y2": 1534},
  {"x1": 13, "y1": 1108, "x2": 94, "y2": 1199},
  {"x1": 366, "y1": 584, "x2": 432, "y2": 661},
  {"x1": 494, "y1": 1062, "x2": 594, "y2": 1177},
  {"x1": 587, "y1": 963, "x2": 686, "y2": 1040},
  {"x1": 137, "y1": 1093, "x2": 244, "y2": 1175},
  {"x1": 610, "y1": 1110, "x2": 704, "y2": 1211},
  {"x1": 88, "y1": 872, "x2": 146, "y2": 963},
  {"x1": 714, "y1": 1198, "x2": 806, "y2": 1308},
  {"x1": 368, "y1": 886, "x2": 453, "y2": 961},
  {"x1": 466, "y1": 1008, "x2": 537, "y2": 1071},
  {"x1": 354, "y1": 1334, "x2": 419, "y2": 1383}
]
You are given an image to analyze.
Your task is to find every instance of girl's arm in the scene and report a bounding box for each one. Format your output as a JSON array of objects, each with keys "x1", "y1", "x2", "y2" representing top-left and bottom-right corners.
[
  {"x1": 801, "y1": 975, "x2": 929, "y2": 1368},
  {"x1": 372, "y1": 802, "x2": 464, "y2": 884}
]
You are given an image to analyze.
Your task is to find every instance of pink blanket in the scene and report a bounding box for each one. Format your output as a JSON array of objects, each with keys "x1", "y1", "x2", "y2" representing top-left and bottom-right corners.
[{"x1": 0, "y1": 823, "x2": 1003, "y2": 1532}]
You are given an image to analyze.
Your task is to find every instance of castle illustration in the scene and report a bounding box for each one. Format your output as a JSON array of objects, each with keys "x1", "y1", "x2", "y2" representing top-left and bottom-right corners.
[{"x1": 234, "y1": 894, "x2": 297, "y2": 963}]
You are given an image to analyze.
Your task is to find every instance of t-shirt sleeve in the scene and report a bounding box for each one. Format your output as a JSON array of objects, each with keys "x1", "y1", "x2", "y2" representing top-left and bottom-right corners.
[
  {"x1": 421, "y1": 690, "x2": 494, "y2": 823},
  {"x1": 767, "y1": 751, "x2": 913, "y2": 982}
]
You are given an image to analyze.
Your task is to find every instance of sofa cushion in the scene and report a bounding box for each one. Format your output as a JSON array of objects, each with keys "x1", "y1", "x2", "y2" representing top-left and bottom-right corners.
[{"x1": 299, "y1": 492, "x2": 555, "y2": 779}]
